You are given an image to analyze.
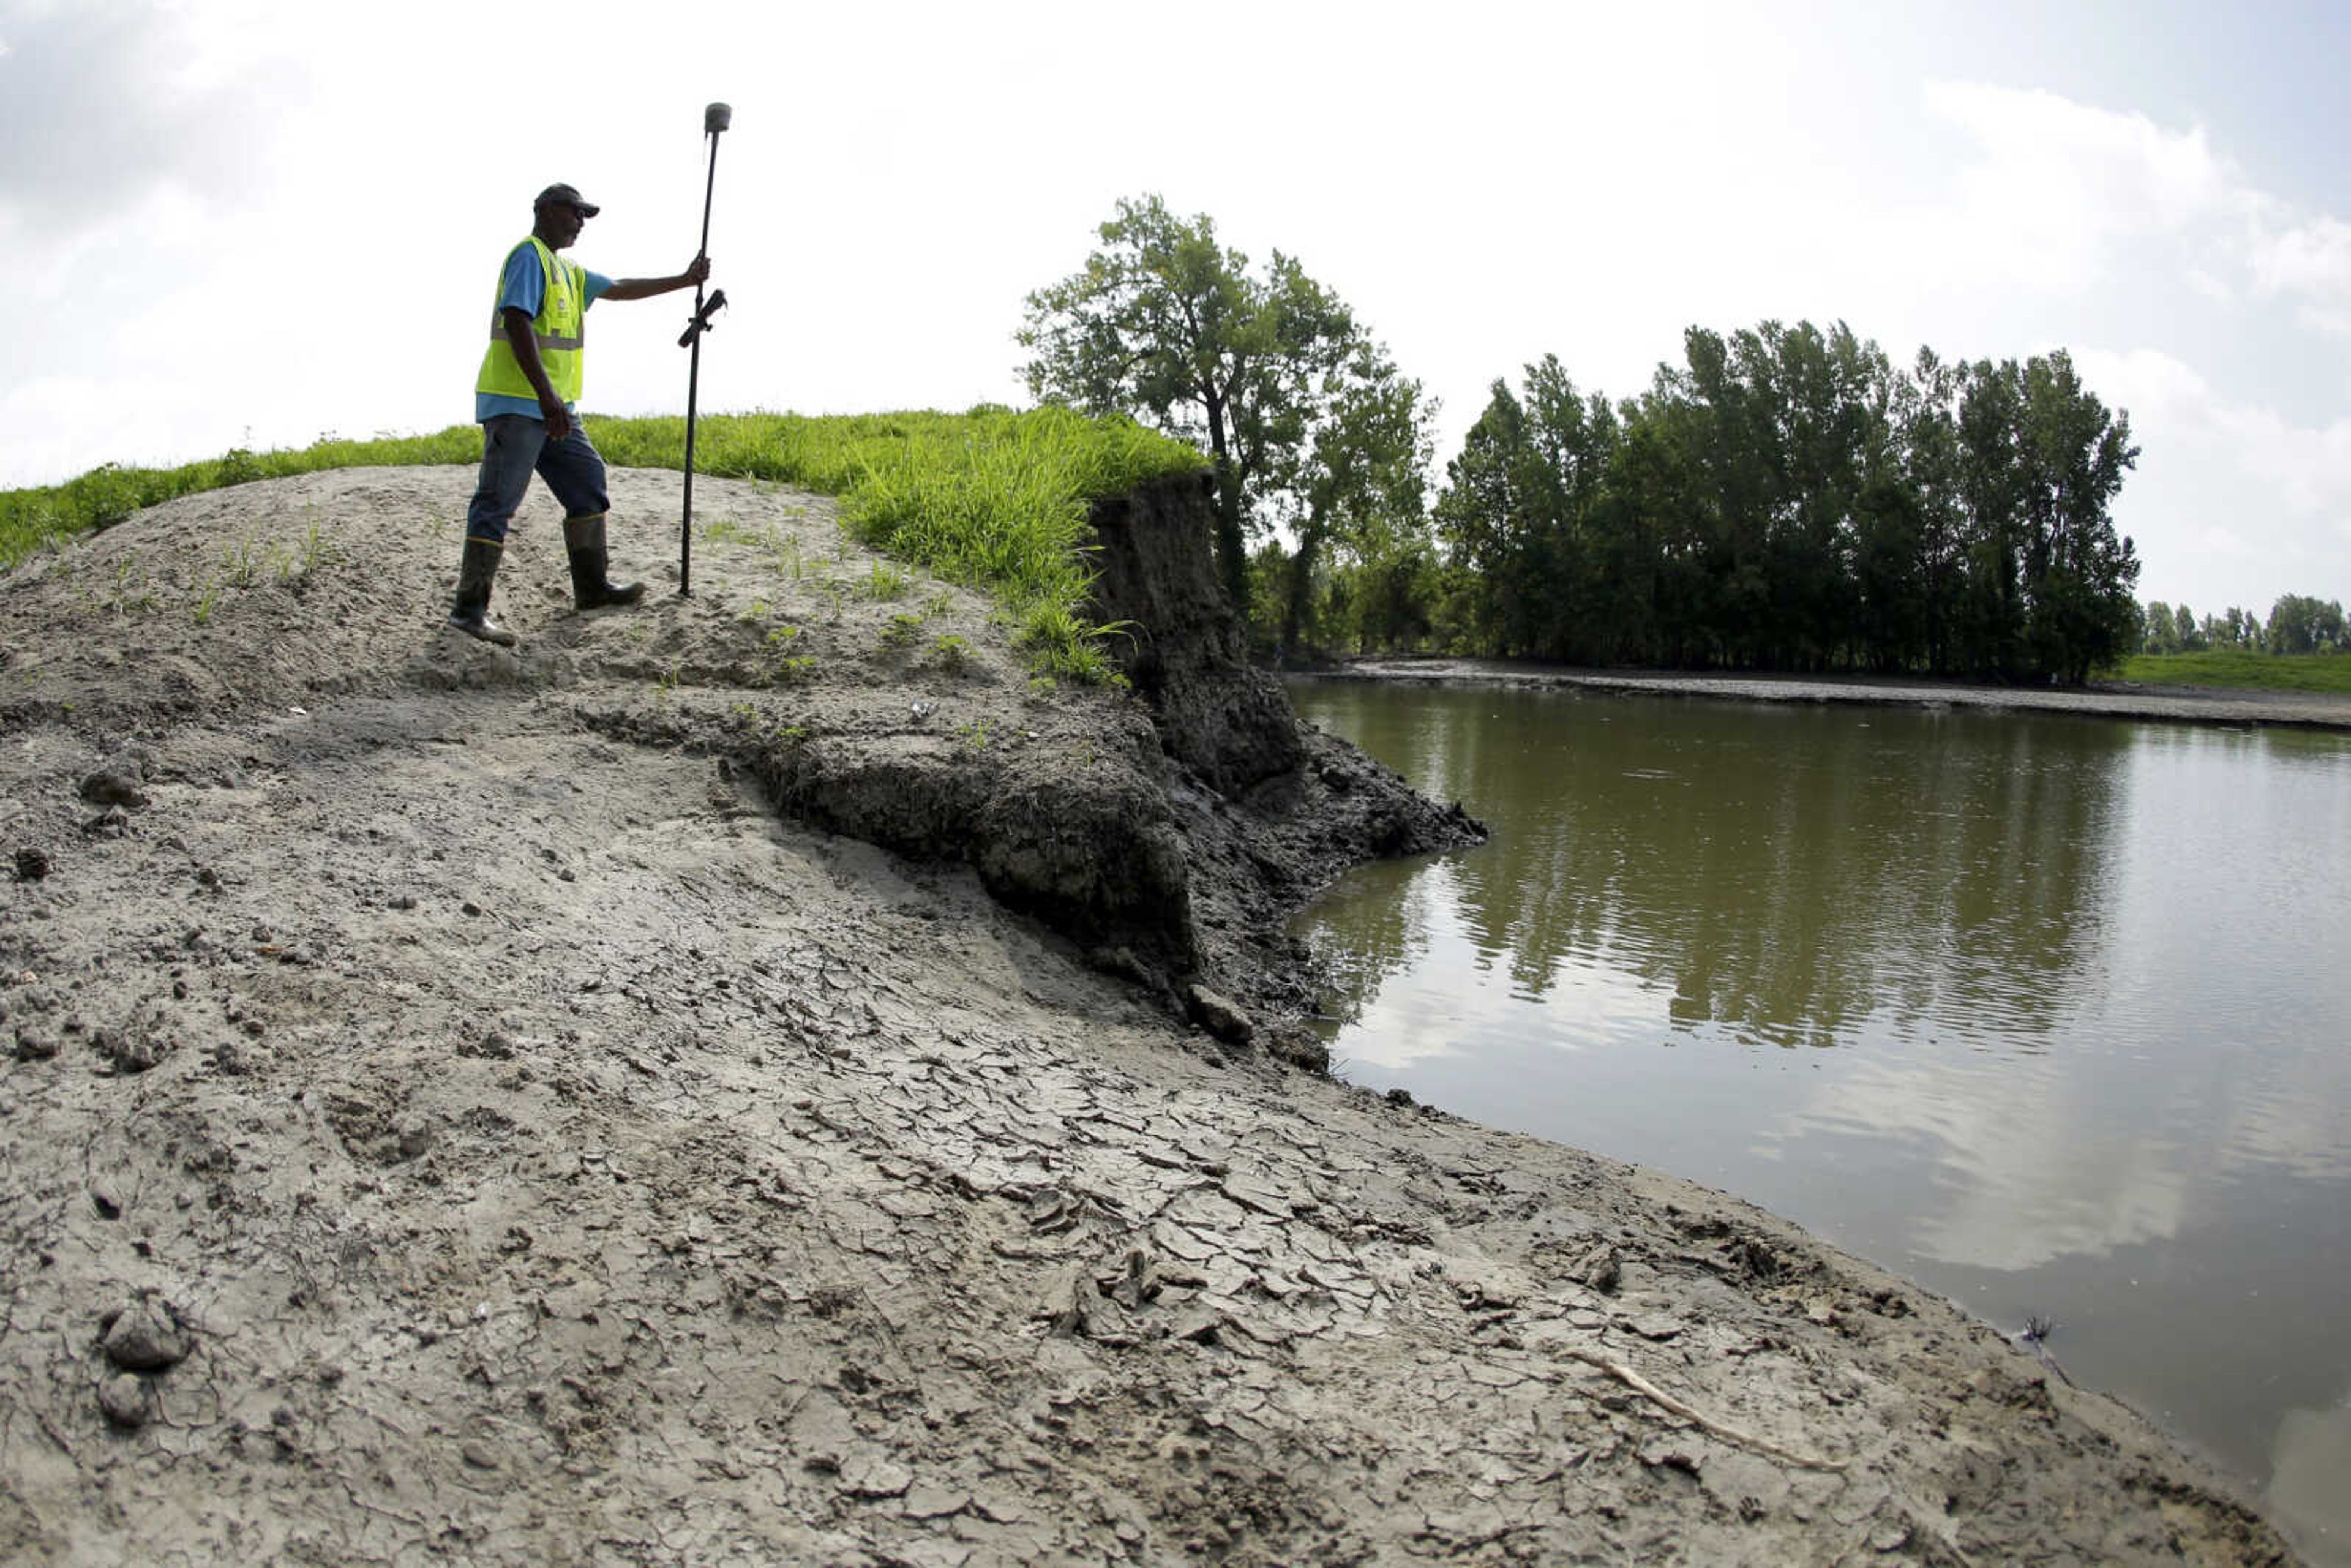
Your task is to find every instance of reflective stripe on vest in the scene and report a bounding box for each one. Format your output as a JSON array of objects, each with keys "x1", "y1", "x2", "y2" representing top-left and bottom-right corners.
[{"x1": 475, "y1": 236, "x2": 586, "y2": 407}]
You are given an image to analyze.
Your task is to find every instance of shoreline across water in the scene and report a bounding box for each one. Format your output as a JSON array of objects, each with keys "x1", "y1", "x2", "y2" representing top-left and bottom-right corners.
[{"x1": 1312, "y1": 655, "x2": 2351, "y2": 732}]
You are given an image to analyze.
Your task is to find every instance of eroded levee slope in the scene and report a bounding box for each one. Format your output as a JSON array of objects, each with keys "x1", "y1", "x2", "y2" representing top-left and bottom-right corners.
[{"x1": 0, "y1": 468, "x2": 2299, "y2": 1564}]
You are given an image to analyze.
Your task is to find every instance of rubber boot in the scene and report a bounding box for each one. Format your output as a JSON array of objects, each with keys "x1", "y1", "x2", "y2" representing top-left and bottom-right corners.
[
  {"x1": 564, "y1": 514, "x2": 645, "y2": 611},
  {"x1": 446, "y1": 538, "x2": 517, "y2": 646}
]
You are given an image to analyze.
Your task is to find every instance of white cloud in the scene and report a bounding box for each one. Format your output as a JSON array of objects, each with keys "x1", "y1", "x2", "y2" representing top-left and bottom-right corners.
[
  {"x1": 1926, "y1": 82, "x2": 2237, "y2": 225},
  {"x1": 0, "y1": 1, "x2": 286, "y2": 235},
  {"x1": 1916, "y1": 80, "x2": 2351, "y2": 359},
  {"x1": 1897, "y1": 83, "x2": 2243, "y2": 294},
  {"x1": 2077, "y1": 347, "x2": 2351, "y2": 606},
  {"x1": 2246, "y1": 214, "x2": 2351, "y2": 336}
]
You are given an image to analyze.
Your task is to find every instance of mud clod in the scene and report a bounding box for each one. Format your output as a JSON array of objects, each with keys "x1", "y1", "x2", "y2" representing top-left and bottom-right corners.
[
  {"x1": 78, "y1": 771, "x2": 149, "y2": 808},
  {"x1": 97, "y1": 1373, "x2": 154, "y2": 1429},
  {"x1": 1576, "y1": 1242, "x2": 1624, "y2": 1294},
  {"x1": 100, "y1": 1300, "x2": 190, "y2": 1372},
  {"x1": 1183, "y1": 983, "x2": 1253, "y2": 1045}
]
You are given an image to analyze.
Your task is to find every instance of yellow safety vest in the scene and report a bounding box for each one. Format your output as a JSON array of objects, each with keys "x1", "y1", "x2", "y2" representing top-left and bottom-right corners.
[{"x1": 476, "y1": 236, "x2": 585, "y2": 407}]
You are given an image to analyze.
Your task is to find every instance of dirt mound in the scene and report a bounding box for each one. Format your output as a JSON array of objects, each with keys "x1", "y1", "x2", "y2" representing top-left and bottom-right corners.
[
  {"x1": 0, "y1": 465, "x2": 1471, "y2": 1038},
  {"x1": 0, "y1": 468, "x2": 2299, "y2": 1564}
]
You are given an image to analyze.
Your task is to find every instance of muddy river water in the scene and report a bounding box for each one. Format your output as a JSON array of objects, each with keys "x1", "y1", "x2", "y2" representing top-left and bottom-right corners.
[{"x1": 1289, "y1": 678, "x2": 2351, "y2": 1558}]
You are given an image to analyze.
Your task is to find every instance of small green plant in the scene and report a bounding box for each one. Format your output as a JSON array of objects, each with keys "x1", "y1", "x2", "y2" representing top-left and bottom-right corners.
[
  {"x1": 1018, "y1": 606, "x2": 1133, "y2": 685},
  {"x1": 191, "y1": 574, "x2": 223, "y2": 626},
  {"x1": 106, "y1": 552, "x2": 159, "y2": 616},
  {"x1": 925, "y1": 588, "x2": 953, "y2": 617},
  {"x1": 288, "y1": 508, "x2": 336, "y2": 580},
  {"x1": 737, "y1": 598, "x2": 772, "y2": 624},
  {"x1": 63, "y1": 550, "x2": 158, "y2": 618},
  {"x1": 762, "y1": 624, "x2": 817, "y2": 685},
  {"x1": 930, "y1": 632, "x2": 972, "y2": 672},
  {"x1": 862, "y1": 560, "x2": 912, "y2": 601},
  {"x1": 881, "y1": 612, "x2": 923, "y2": 650},
  {"x1": 954, "y1": 719, "x2": 991, "y2": 752},
  {"x1": 703, "y1": 516, "x2": 759, "y2": 546},
  {"x1": 220, "y1": 535, "x2": 282, "y2": 588}
]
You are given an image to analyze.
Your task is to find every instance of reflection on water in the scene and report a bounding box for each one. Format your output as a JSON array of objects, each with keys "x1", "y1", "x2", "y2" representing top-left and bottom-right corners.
[
  {"x1": 1292, "y1": 680, "x2": 2351, "y2": 1559},
  {"x1": 1314, "y1": 691, "x2": 2128, "y2": 1052},
  {"x1": 2271, "y1": 1385, "x2": 2351, "y2": 1561}
]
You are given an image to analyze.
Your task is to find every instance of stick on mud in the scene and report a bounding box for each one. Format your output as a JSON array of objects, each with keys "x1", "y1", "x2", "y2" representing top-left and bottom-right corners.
[{"x1": 1565, "y1": 1348, "x2": 1848, "y2": 1472}]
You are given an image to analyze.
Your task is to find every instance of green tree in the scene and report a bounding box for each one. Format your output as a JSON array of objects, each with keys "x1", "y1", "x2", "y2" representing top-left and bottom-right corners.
[
  {"x1": 2012, "y1": 351, "x2": 2142, "y2": 681},
  {"x1": 1427, "y1": 323, "x2": 2141, "y2": 681},
  {"x1": 1019, "y1": 195, "x2": 1372, "y2": 613},
  {"x1": 2267, "y1": 593, "x2": 2348, "y2": 653},
  {"x1": 1433, "y1": 357, "x2": 1629, "y2": 662},
  {"x1": 1896, "y1": 348, "x2": 1970, "y2": 673},
  {"x1": 1281, "y1": 343, "x2": 1434, "y2": 655},
  {"x1": 1432, "y1": 380, "x2": 1545, "y2": 654}
]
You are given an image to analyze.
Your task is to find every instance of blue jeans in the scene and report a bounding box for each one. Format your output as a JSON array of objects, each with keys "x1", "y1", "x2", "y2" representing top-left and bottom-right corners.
[{"x1": 463, "y1": 414, "x2": 610, "y2": 547}]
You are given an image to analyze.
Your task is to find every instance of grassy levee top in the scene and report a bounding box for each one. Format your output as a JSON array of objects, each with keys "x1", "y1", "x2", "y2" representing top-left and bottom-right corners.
[
  {"x1": 13, "y1": 412, "x2": 2344, "y2": 696},
  {"x1": 2114, "y1": 645, "x2": 2351, "y2": 695},
  {"x1": 0, "y1": 407, "x2": 1207, "y2": 682}
]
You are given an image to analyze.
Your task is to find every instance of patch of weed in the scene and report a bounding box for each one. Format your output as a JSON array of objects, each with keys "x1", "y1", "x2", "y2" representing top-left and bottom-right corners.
[
  {"x1": 1, "y1": 406, "x2": 1204, "y2": 685},
  {"x1": 863, "y1": 560, "x2": 912, "y2": 601}
]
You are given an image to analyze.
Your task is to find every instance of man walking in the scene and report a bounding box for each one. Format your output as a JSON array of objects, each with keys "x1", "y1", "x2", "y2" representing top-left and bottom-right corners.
[{"x1": 448, "y1": 182, "x2": 711, "y2": 645}]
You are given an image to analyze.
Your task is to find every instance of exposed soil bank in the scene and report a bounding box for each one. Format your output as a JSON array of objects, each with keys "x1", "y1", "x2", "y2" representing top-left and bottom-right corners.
[
  {"x1": 0, "y1": 468, "x2": 2303, "y2": 1564},
  {"x1": 1319, "y1": 656, "x2": 2351, "y2": 732}
]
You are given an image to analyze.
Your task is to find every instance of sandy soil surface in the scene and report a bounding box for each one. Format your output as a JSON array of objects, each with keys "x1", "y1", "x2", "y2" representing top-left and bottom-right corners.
[
  {"x1": 1324, "y1": 658, "x2": 2351, "y2": 732},
  {"x1": 0, "y1": 468, "x2": 2303, "y2": 1564}
]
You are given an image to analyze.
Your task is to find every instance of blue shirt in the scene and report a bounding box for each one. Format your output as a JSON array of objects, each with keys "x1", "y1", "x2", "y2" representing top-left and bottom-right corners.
[{"x1": 476, "y1": 241, "x2": 614, "y2": 423}]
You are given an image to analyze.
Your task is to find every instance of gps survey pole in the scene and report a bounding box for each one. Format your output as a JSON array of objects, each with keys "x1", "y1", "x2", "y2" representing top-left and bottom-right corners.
[{"x1": 677, "y1": 100, "x2": 732, "y2": 597}]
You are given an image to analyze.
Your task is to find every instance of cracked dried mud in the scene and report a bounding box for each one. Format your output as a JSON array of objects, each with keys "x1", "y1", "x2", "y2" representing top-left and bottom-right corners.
[{"x1": 0, "y1": 467, "x2": 2301, "y2": 1564}]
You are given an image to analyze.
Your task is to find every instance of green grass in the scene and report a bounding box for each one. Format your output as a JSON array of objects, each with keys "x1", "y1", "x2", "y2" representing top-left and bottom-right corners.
[
  {"x1": 0, "y1": 432, "x2": 484, "y2": 566},
  {"x1": 2115, "y1": 648, "x2": 2351, "y2": 696},
  {"x1": 0, "y1": 405, "x2": 1205, "y2": 682}
]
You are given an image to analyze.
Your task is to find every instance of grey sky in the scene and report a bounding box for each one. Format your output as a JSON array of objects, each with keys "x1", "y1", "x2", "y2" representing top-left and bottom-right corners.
[
  {"x1": 1, "y1": 0, "x2": 2345, "y2": 614},
  {"x1": 0, "y1": 1, "x2": 285, "y2": 233}
]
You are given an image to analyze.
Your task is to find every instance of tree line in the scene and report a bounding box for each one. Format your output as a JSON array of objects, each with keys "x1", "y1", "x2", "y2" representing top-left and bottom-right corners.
[
  {"x1": 2142, "y1": 595, "x2": 2347, "y2": 655},
  {"x1": 1020, "y1": 196, "x2": 2309, "y2": 683}
]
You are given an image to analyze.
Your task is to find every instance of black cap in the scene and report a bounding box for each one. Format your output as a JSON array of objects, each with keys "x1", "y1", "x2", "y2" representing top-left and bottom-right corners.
[{"x1": 533, "y1": 182, "x2": 600, "y2": 217}]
